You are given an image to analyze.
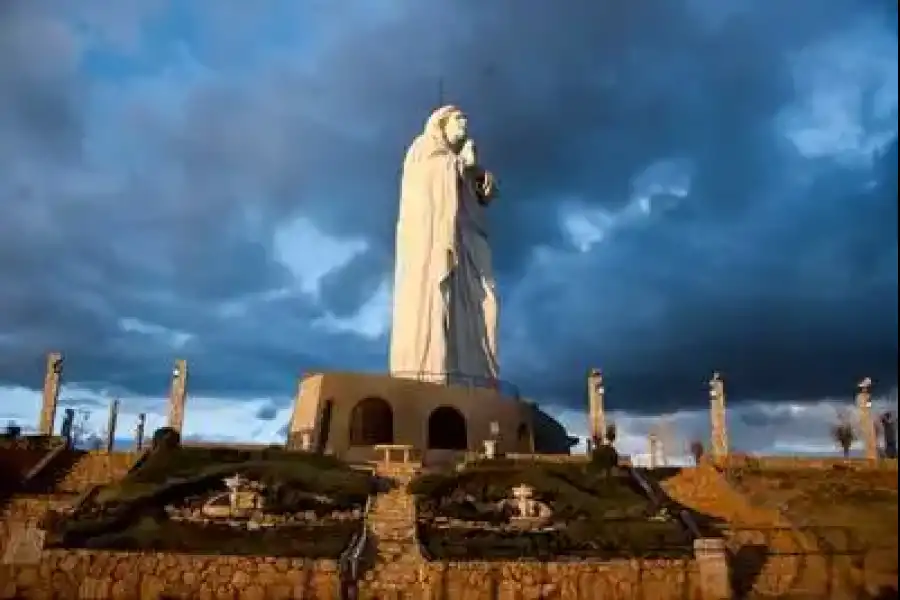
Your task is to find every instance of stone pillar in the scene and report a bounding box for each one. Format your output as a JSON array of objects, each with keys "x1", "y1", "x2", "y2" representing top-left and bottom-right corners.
[
  {"x1": 587, "y1": 368, "x2": 606, "y2": 445},
  {"x1": 694, "y1": 538, "x2": 732, "y2": 599},
  {"x1": 134, "y1": 413, "x2": 146, "y2": 452},
  {"x1": 167, "y1": 359, "x2": 188, "y2": 433},
  {"x1": 648, "y1": 432, "x2": 659, "y2": 469},
  {"x1": 105, "y1": 398, "x2": 120, "y2": 453},
  {"x1": 709, "y1": 372, "x2": 729, "y2": 460},
  {"x1": 39, "y1": 352, "x2": 63, "y2": 436},
  {"x1": 855, "y1": 377, "x2": 877, "y2": 460},
  {"x1": 60, "y1": 408, "x2": 75, "y2": 447}
]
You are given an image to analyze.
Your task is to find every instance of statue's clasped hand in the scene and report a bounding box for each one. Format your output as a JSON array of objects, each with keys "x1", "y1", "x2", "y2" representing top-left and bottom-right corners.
[{"x1": 459, "y1": 138, "x2": 477, "y2": 168}]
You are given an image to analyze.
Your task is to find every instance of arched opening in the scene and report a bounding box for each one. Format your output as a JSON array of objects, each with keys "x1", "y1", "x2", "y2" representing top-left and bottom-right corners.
[
  {"x1": 316, "y1": 399, "x2": 334, "y2": 452},
  {"x1": 349, "y1": 397, "x2": 394, "y2": 445},
  {"x1": 427, "y1": 406, "x2": 467, "y2": 450},
  {"x1": 517, "y1": 423, "x2": 532, "y2": 453}
]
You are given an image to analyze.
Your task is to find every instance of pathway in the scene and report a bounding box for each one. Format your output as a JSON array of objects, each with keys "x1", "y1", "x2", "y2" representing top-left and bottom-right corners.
[{"x1": 359, "y1": 463, "x2": 426, "y2": 599}]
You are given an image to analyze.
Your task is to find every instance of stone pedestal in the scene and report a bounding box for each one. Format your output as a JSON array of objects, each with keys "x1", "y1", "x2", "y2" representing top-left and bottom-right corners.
[
  {"x1": 709, "y1": 372, "x2": 729, "y2": 460},
  {"x1": 167, "y1": 359, "x2": 188, "y2": 433},
  {"x1": 39, "y1": 352, "x2": 63, "y2": 436},
  {"x1": 483, "y1": 439, "x2": 497, "y2": 459},
  {"x1": 694, "y1": 537, "x2": 731, "y2": 599},
  {"x1": 587, "y1": 368, "x2": 606, "y2": 444},
  {"x1": 856, "y1": 377, "x2": 877, "y2": 460}
]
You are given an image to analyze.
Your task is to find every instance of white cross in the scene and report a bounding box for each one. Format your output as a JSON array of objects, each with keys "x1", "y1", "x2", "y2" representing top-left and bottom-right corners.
[{"x1": 512, "y1": 484, "x2": 532, "y2": 502}]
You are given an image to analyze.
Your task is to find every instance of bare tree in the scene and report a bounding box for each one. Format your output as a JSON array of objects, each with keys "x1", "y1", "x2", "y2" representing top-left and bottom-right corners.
[
  {"x1": 70, "y1": 409, "x2": 102, "y2": 450},
  {"x1": 832, "y1": 412, "x2": 857, "y2": 458}
]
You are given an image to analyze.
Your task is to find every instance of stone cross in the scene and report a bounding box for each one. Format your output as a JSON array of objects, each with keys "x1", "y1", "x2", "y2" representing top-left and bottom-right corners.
[
  {"x1": 39, "y1": 352, "x2": 63, "y2": 436},
  {"x1": 587, "y1": 368, "x2": 606, "y2": 445},
  {"x1": 856, "y1": 377, "x2": 878, "y2": 460},
  {"x1": 167, "y1": 359, "x2": 188, "y2": 433},
  {"x1": 708, "y1": 372, "x2": 729, "y2": 460},
  {"x1": 511, "y1": 484, "x2": 536, "y2": 517}
]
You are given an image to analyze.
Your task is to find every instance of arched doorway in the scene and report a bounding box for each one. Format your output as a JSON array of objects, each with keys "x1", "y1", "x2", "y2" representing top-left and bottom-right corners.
[
  {"x1": 517, "y1": 423, "x2": 532, "y2": 453},
  {"x1": 349, "y1": 397, "x2": 394, "y2": 445},
  {"x1": 427, "y1": 406, "x2": 467, "y2": 450}
]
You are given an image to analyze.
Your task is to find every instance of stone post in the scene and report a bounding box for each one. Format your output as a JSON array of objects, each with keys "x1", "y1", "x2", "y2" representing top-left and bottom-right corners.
[
  {"x1": 39, "y1": 352, "x2": 63, "y2": 436},
  {"x1": 855, "y1": 377, "x2": 877, "y2": 460},
  {"x1": 648, "y1": 432, "x2": 659, "y2": 469},
  {"x1": 694, "y1": 538, "x2": 732, "y2": 599},
  {"x1": 60, "y1": 408, "x2": 75, "y2": 448},
  {"x1": 134, "y1": 413, "x2": 146, "y2": 452},
  {"x1": 587, "y1": 368, "x2": 606, "y2": 445},
  {"x1": 105, "y1": 398, "x2": 120, "y2": 453},
  {"x1": 709, "y1": 372, "x2": 729, "y2": 460},
  {"x1": 167, "y1": 359, "x2": 188, "y2": 433}
]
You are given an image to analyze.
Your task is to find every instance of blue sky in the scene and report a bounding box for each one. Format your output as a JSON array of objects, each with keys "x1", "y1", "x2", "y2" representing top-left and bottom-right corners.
[{"x1": 0, "y1": 0, "x2": 897, "y2": 459}]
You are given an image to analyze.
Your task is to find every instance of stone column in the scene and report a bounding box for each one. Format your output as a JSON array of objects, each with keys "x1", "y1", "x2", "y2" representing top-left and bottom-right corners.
[
  {"x1": 587, "y1": 368, "x2": 606, "y2": 445},
  {"x1": 694, "y1": 538, "x2": 732, "y2": 599},
  {"x1": 134, "y1": 413, "x2": 146, "y2": 452},
  {"x1": 167, "y1": 359, "x2": 188, "y2": 433},
  {"x1": 855, "y1": 377, "x2": 877, "y2": 460},
  {"x1": 648, "y1": 432, "x2": 659, "y2": 469},
  {"x1": 105, "y1": 398, "x2": 120, "y2": 453},
  {"x1": 39, "y1": 352, "x2": 64, "y2": 436},
  {"x1": 60, "y1": 408, "x2": 75, "y2": 448},
  {"x1": 709, "y1": 372, "x2": 729, "y2": 460}
]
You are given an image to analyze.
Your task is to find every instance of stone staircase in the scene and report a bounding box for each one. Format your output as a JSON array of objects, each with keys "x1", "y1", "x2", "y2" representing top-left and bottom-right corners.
[{"x1": 360, "y1": 463, "x2": 425, "y2": 599}]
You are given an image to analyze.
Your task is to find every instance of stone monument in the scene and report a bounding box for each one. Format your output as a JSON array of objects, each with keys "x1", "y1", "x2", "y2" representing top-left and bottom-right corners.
[
  {"x1": 104, "y1": 398, "x2": 120, "y2": 453},
  {"x1": 855, "y1": 377, "x2": 877, "y2": 460},
  {"x1": 587, "y1": 368, "x2": 606, "y2": 447},
  {"x1": 39, "y1": 352, "x2": 63, "y2": 436},
  {"x1": 167, "y1": 359, "x2": 188, "y2": 433},
  {"x1": 708, "y1": 372, "x2": 729, "y2": 460},
  {"x1": 286, "y1": 107, "x2": 571, "y2": 461},
  {"x1": 389, "y1": 105, "x2": 500, "y2": 383}
]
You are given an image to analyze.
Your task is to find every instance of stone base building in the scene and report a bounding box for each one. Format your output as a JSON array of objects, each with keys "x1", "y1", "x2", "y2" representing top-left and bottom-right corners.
[{"x1": 288, "y1": 372, "x2": 575, "y2": 464}]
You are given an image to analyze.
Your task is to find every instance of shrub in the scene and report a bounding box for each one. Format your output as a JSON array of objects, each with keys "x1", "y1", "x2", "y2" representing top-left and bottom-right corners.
[
  {"x1": 589, "y1": 444, "x2": 619, "y2": 475},
  {"x1": 151, "y1": 427, "x2": 181, "y2": 450},
  {"x1": 689, "y1": 440, "x2": 704, "y2": 464}
]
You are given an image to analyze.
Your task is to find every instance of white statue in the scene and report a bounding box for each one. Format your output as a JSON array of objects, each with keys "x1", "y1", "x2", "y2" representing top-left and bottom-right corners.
[{"x1": 390, "y1": 105, "x2": 500, "y2": 383}]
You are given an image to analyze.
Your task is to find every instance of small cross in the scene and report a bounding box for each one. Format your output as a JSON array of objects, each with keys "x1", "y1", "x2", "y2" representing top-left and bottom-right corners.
[{"x1": 512, "y1": 484, "x2": 532, "y2": 502}]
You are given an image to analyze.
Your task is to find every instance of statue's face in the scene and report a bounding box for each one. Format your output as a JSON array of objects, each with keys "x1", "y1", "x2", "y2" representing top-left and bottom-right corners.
[{"x1": 443, "y1": 111, "x2": 468, "y2": 146}]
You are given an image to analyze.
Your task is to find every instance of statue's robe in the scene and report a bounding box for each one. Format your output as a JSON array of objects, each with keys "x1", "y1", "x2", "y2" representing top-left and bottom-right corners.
[{"x1": 389, "y1": 107, "x2": 499, "y2": 384}]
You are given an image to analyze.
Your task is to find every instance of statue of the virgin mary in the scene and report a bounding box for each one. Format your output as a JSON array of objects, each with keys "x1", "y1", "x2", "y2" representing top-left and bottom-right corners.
[{"x1": 389, "y1": 105, "x2": 500, "y2": 384}]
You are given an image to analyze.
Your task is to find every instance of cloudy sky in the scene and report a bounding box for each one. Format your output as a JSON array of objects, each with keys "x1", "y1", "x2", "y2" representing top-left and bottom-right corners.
[{"x1": 1, "y1": 0, "x2": 897, "y2": 458}]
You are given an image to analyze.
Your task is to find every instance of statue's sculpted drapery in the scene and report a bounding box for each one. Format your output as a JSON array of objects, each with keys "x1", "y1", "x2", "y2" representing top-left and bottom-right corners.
[{"x1": 389, "y1": 106, "x2": 499, "y2": 383}]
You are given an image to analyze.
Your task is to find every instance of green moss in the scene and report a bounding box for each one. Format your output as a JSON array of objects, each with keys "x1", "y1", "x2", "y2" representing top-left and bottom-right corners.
[
  {"x1": 411, "y1": 460, "x2": 697, "y2": 560},
  {"x1": 54, "y1": 447, "x2": 372, "y2": 557}
]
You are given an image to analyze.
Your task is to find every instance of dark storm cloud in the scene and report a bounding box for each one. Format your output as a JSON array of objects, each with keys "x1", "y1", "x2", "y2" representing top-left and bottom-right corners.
[
  {"x1": 0, "y1": 0, "x2": 896, "y2": 414},
  {"x1": 254, "y1": 404, "x2": 278, "y2": 421}
]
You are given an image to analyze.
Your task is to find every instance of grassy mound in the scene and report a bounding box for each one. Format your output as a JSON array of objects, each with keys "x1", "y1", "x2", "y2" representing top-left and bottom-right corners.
[
  {"x1": 47, "y1": 446, "x2": 374, "y2": 558},
  {"x1": 411, "y1": 459, "x2": 707, "y2": 560}
]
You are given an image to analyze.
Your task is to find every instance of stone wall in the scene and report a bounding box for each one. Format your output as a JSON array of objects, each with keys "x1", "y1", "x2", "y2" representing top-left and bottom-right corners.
[
  {"x1": 0, "y1": 550, "x2": 339, "y2": 600},
  {"x1": 0, "y1": 496, "x2": 71, "y2": 556},
  {"x1": 420, "y1": 559, "x2": 699, "y2": 600},
  {"x1": 717, "y1": 455, "x2": 899, "y2": 471},
  {"x1": 54, "y1": 450, "x2": 139, "y2": 493}
]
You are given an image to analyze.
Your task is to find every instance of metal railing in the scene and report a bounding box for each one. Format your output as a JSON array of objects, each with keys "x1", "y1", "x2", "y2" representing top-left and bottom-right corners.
[
  {"x1": 390, "y1": 371, "x2": 521, "y2": 399},
  {"x1": 338, "y1": 479, "x2": 375, "y2": 600}
]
